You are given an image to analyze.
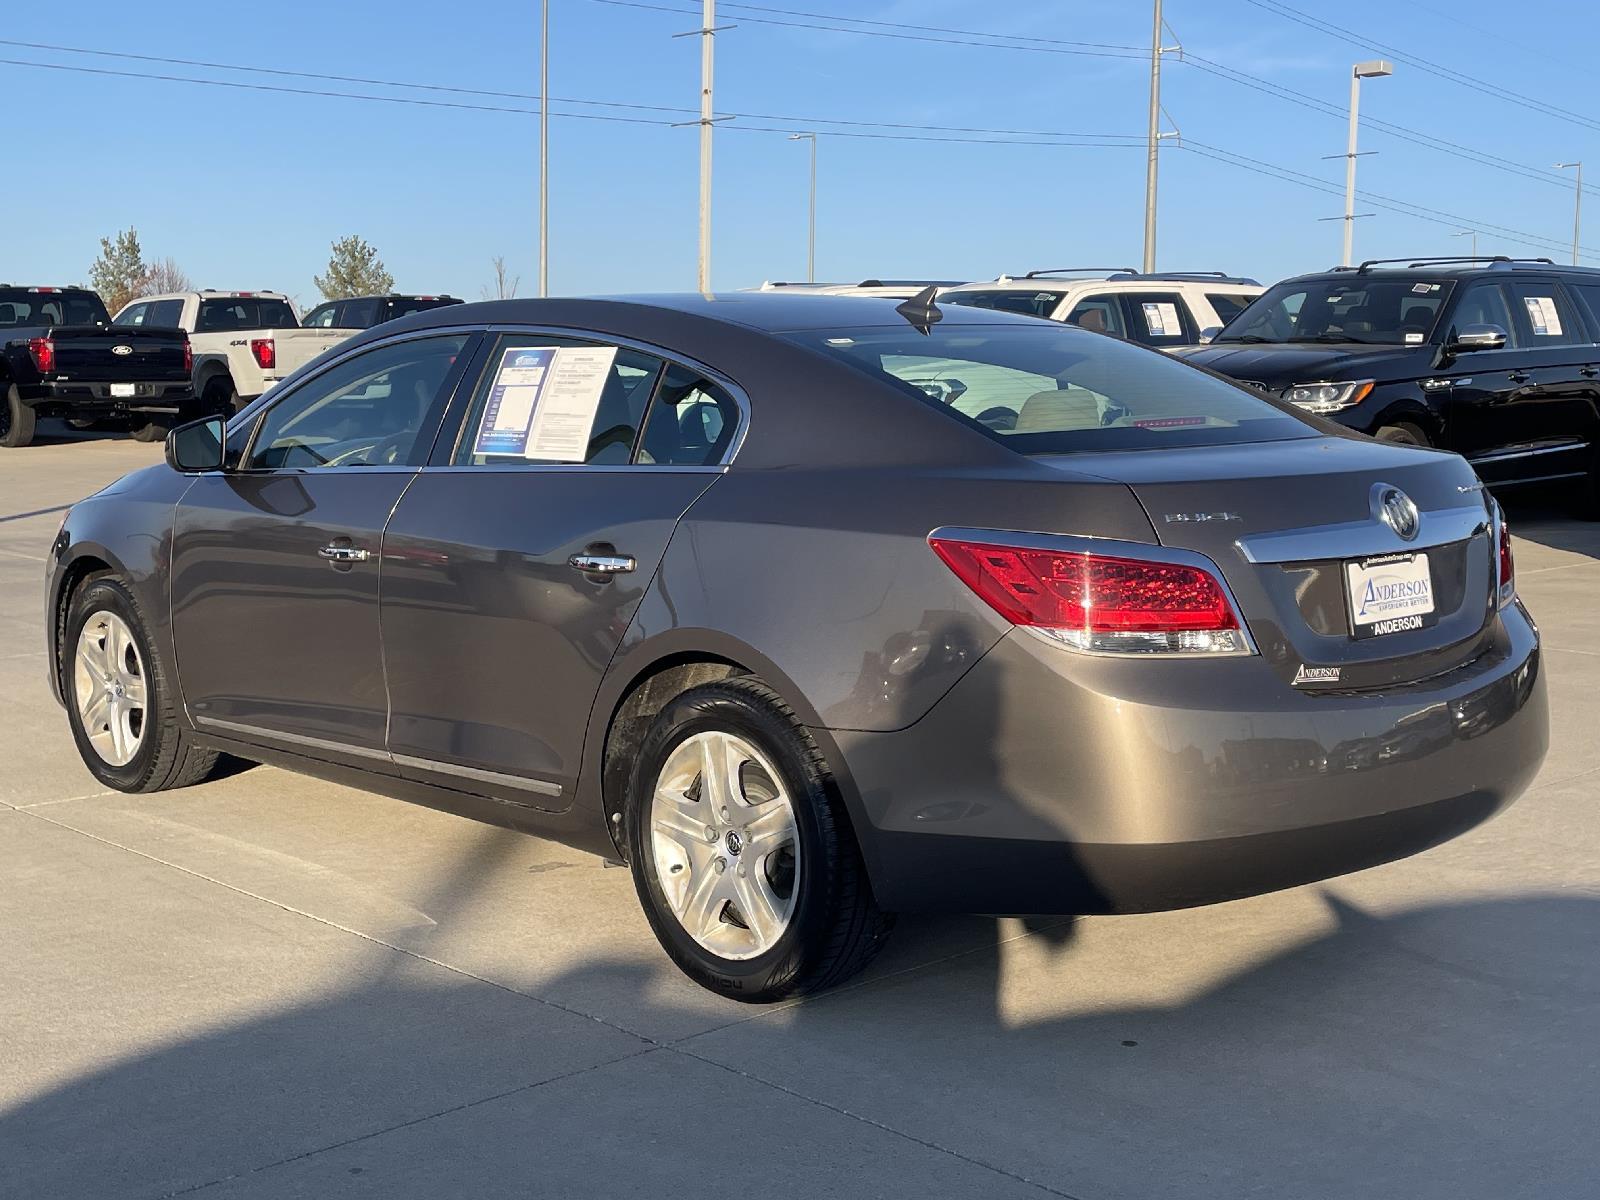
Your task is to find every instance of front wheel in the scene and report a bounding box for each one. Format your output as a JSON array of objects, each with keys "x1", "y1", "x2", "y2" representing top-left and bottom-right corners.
[
  {"x1": 1375, "y1": 421, "x2": 1430, "y2": 447},
  {"x1": 1, "y1": 385, "x2": 36, "y2": 448},
  {"x1": 64, "y1": 574, "x2": 221, "y2": 792},
  {"x1": 625, "y1": 677, "x2": 893, "y2": 1002}
]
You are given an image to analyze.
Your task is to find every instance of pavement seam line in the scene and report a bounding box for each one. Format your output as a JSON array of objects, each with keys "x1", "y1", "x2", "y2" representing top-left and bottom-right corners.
[
  {"x1": 12, "y1": 789, "x2": 116, "y2": 809},
  {"x1": 671, "y1": 1044, "x2": 1088, "y2": 1199},
  {"x1": 17, "y1": 805, "x2": 662, "y2": 1048},
  {"x1": 156, "y1": 1044, "x2": 665, "y2": 1197}
]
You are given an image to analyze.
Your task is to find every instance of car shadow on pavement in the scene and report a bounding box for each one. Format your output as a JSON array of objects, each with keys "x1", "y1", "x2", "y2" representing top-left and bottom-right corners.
[
  {"x1": 1499, "y1": 485, "x2": 1600, "y2": 561},
  {"x1": 2, "y1": 886, "x2": 1594, "y2": 1199}
]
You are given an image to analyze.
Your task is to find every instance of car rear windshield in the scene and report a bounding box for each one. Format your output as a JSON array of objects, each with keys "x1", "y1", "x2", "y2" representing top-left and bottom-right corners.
[
  {"x1": 0, "y1": 289, "x2": 110, "y2": 327},
  {"x1": 1216, "y1": 276, "x2": 1454, "y2": 346},
  {"x1": 387, "y1": 297, "x2": 461, "y2": 320},
  {"x1": 940, "y1": 289, "x2": 1068, "y2": 319},
  {"x1": 197, "y1": 297, "x2": 299, "y2": 332},
  {"x1": 788, "y1": 324, "x2": 1316, "y2": 453}
]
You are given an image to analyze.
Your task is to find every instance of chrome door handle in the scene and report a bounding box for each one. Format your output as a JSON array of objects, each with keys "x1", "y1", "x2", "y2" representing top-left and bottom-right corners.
[
  {"x1": 318, "y1": 544, "x2": 372, "y2": 563},
  {"x1": 1508, "y1": 371, "x2": 1531, "y2": 383},
  {"x1": 568, "y1": 552, "x2": 635, "y2": 575}
]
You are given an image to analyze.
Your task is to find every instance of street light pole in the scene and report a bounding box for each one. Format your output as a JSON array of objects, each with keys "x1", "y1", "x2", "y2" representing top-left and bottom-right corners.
[
  {"x1": 1342, "y1": 59, "x2": 1393, "y2": 267},
  {"x1": 698, "y1": 0, "x2": 716, "y2": 293},
  {"x1": 1453, "y1": 229, "x2": 1478, "y2": 258},
  {"x1": 1142, "y1": 0, "x2": 1163, "y2": 274},
  {"x1": 1556, "y1": 161, "x2": 1583, "y2": 265},
  {"x1": 538, "y1": 0, "x2": 549, "y2": 298},
  {"x1": 790, "y1": 133, "x2": 816, "y2": 282}
]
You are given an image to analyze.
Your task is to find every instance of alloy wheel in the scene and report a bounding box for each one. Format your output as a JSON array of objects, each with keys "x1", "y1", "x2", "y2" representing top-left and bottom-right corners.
[
  {"x1": 73, "y1": 611, "x2": 147, "y2": 767},
  {"x1": 649, "y1": 730, "x2": 799, "y2": 960}
]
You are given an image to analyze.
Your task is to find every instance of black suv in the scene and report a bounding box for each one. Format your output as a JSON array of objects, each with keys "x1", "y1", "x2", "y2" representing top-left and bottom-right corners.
[
  {"x1": 1185, "y1": 257, "x2": 1600, "y2": 506},
  {"x1": 301, "y1": 294, "x2": 462, "y2": 330}
]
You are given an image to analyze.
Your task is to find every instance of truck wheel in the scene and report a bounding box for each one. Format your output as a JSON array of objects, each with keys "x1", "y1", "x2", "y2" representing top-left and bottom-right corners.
[
  {"x1": 203, "y1": 377, "x2": 241, "y2": 416},
  {"x1": 1375, "y1": 422, "x2": 1429, "y2": 447},
  {"x1": 1, "y1": 385, "x2": 37, "y2": 448},
  {"x1": 129, "y1": 420, "x2": 168, "y2": 443}
]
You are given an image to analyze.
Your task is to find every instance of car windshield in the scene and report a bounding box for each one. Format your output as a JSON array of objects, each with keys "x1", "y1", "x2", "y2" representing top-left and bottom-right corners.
[
  {"x1": 939, "y1": 289, "x2": 1068, "y2": 319},
  {"x1": 1216, "y1": 277, "x2": 1454, "y2": 345},
  {"x1": 788, "y1": 323, "x2": 1316, "y2": 453},
  {"x1": 0, "y1": 289, "x2": 109, "y2": 327}
]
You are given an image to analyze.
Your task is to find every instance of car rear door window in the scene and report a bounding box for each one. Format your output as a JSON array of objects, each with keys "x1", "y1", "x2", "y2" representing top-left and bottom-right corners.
[
  {"x1": 1448, "y1": 282, "x2": 1521, "y2": 348},
  {"x1": 637, "y1": 364, "x2": 740, "y2": 465},
  {"x1": 302, "y1": 302, "x2": 341, "y2": 328},
  {"x1": 1504, "y1": 281, "x2": 1582, "y2": 346},
  {"x1": 1125, "y1": 291, "x2": 1196, "y2": 345},
  {"x1": 246, "y1": 334, "x2": 470, "y2": 469},
  {"x1": 452, "y1": 335, "x2": 663, "y2": 466},
  {"x1": 1064, "y1": 294, "x2": 1125, "y2": 336},
  {"x1": 119, "y1": 302, "x2": 151, "y2": 326},
  {"x1": 146, "y1": 299, "x2": 183, "y2": 327},
  {"x1": 940, "y1": 289, "x2": 1069, "y2": 318}
]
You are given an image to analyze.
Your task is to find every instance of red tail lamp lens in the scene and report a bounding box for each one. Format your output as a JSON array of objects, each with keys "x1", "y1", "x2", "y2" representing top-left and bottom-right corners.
[
  {"x1": 27, "y1": 337, "x2": 55, "y2": 373},
  {"x1": 929, "y1": 537, "x2": 1238, "y2": 633},
  {"x1": 1497, "y1": 515, "x2": 1515, "y2": 605},
  {"x1": 250, "y1": 338, "x2": 275, "y2": 369}
]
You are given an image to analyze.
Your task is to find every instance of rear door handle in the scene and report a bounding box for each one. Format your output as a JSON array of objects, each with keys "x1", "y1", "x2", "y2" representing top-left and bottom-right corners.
[
  {"x1": 1582, "y1": 366, "x2": 1599, "y2": 378},
  {"x1": 568, "y1": 552, "x2": 635, "y2": 575},
  {"x1": 318, "y1": 544, "x2": 372, "y2": 563},
  {"x1": 1508, "y1": 371, "x2": 1531, "y2": 384}
]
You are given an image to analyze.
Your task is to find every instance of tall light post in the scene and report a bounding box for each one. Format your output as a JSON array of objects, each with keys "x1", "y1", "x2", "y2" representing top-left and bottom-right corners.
[
  {"x1": 1341, "y1": 59, "x2": 1393, "y2": 267},
  {"x1": 789, "y1": 133, "x2": 817, "y2": 283},
  {"x1": 538, "y1": 0, "x2": 549, "y2": 297},
  {"x1": 1453, "y1": 229, "x2": 1478, "y2": 258},
  {"x1": 1556, "y1": 161, "x2": 1583, "y2": 265}
]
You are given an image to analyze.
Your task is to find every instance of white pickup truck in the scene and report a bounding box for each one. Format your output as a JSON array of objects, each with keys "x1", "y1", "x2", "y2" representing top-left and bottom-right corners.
[{"x1": 114, "y1": 291, "x2": 357, "y2": 414}]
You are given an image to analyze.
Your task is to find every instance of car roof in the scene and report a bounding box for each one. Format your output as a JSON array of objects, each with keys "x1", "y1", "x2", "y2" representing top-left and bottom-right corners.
[{"x1": 1278, "y1": 257, "x2": 1600, "y2": 286}]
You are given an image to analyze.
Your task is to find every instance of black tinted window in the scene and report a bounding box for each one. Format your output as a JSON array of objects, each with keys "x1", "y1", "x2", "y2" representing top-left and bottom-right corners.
[
  {"x1": 639, "y1": 365, "x2": 739, "y2": 465},
  {"x1": 1127, "y1": 292, "x2": 1195, "y2": 345},
  {"x1": 146, "y1": 299, "x2": 183, "y2": 327},
  {"x1": 1504, "y1": 281, "x2": 1582, "y2": 347},
  {"x1": 1206, "y1": 292, "x2": 1254, "y2": 325},
  {"x1": 197, "y1": 298, "x2": 298, "y2": 332},
  {"x1": 940, "y1": 289, "x2": 1067, "y2": 318},
  {"x1": 454, "y1": 336, "x2": 662, "y2": 466},
  {"x1": 301, "y1": 303, "x2": 341, "y2": 328},
  {"x1": 1220, "y1": 277, "x2": 1453, "y2": 345},
  {"x1": 790, "y1": 324, "x2": 1314, "y2": 453},
  {"x1": 387, "y1": 297, "x2": 460, "y2": 321},
  {"x1": 343, "y1": 299, "x2": 382, "y2": 327},
  {"x1": 0, "y1": 290, "x2": 109, "y2": 327},
  {"x1": 1449, "y1": 283, "x2": 1520, "y2": 348}
]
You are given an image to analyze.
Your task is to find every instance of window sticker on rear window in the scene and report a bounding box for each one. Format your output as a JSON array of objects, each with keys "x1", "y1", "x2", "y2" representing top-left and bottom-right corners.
[
  {"x1": 472, "y1": 345, "x2": 618, "y2": 460},
  {"x1": 1524, "y1": 295, "x2": 1563, "y2": 336},
  {"x1": 1142, "y1": 301, "x2": 1182, "y2": 337}
]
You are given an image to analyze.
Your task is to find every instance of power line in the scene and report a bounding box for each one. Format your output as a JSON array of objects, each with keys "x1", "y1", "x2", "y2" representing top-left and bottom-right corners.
[
  {"x1": 1240, "y1": 0, "x2": 1600, "y2": 135},
  {"x1": 716, "y1": 2, "x2": 1143, "y2": 52}
]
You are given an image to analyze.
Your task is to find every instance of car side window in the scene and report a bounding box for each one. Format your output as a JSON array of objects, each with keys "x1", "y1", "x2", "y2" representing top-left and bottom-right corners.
[
  {"x1": 345, "y1": 299, "x2": 381, "y2": 327},
  {"x1": 119, "y1": 303, "x2": 150, "y2": 326},
  {"x1": 1126, "y1": 291, "x2": 1195, "y2": 345},
  {"x1": 246, "y1": 334, "x2": 469, "y2": 470},
  {"x1": 638, "y1": 364, "x2": 740, "y2": 465},
  {"x1": 302, "y1": 303, "x2": 339, "y2": 328},
  {"x1": 147, "y1": 299, "x2": 183, "y2": 326},
  {"x1": 1448, "y1": 283, "x2": 1520, "y2": 349},
  {"x1": 1504, "y1": 281, "x2": 1581, "y2": 347},
  {"x1": 1064, "y1": 294, "x2": 1125, "y2": 337},
  {"x1": 452, "y1": 335, "x2": 663, "y2": 466}
]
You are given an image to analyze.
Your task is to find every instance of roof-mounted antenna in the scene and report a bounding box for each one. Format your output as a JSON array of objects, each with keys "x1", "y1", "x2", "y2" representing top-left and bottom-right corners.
[{"x1": 895, "y1": 285, "x2": 943, "y2": 335}]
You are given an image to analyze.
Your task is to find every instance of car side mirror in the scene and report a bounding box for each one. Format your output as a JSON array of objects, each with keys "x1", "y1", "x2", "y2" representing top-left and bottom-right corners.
[
  {"x1": 1198, "y1": 325, "x2": 1222, "y2": 344},
  {"x1": 1446, "y1": 323, "x2": 1507, "y2": 354},
  {"x1": 166, "y1": 416, "x2": 226, "y2": 473}
]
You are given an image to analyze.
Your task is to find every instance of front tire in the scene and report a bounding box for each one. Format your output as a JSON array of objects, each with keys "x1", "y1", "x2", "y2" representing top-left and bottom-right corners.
[
  {"x1": 63, "y1": 574, "x2": 221, "y2": 792},
  {"x1": 1, "y1": 385, "x2": 36, "y2": 448},
  {"x1": 625, "y1": 677, "x2": 893, "y2": 1002},
  {"x1": 1375, "y1": 421, "x2": 1429, "y2": 447}
]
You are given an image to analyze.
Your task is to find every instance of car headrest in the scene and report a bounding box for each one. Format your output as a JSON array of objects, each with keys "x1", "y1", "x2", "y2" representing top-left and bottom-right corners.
[{"x1": 1015, "y1": 388, "x2": 1102, "y2": 434}]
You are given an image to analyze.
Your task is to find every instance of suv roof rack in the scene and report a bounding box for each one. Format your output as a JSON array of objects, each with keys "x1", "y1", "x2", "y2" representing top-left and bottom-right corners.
[
  {"x1": 856, "y1": 278, "x2": 962, "y2": 287},
  {"x1": 1020, "y1": 266, "x2": 1139, "y2": 279},
  {"x1": 1337, "y1": 255, "x2": 1556, "y2": 274},
  {"x1": 1106, "y1": 270, "x2": 1262, "y2": 285}
]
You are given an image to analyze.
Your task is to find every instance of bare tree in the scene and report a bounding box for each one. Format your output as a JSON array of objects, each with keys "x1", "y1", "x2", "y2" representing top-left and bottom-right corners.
[
  {"x1": 481, "y1": 255, "x2": 520, "y2": 301},
  {"x1": 139, "y1": 256, "x2": 193, "y2": 297}
]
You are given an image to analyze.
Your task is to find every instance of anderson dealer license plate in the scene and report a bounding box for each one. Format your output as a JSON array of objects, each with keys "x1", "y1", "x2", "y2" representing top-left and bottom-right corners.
[{"x1": 1345, "y1": 552, "x2": 1436, "y2": 639}]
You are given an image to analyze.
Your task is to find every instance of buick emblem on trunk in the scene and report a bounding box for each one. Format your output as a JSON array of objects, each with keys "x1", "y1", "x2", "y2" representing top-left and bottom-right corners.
[
  {"x1": 1376, "y1": 485, "x2": 1420, "y2": 541},
  {"x1": 111, "y1": 344, "x2": 133, "y2": 356}
]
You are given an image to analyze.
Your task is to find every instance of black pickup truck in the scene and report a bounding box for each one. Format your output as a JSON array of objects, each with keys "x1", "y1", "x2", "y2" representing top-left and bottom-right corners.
[{"x1": 1, "y1": 286, "x2": 193, "y2": 448}]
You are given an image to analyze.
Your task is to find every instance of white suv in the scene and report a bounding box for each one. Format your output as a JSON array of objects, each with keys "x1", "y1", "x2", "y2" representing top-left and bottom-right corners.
[{"x1": 938, "y1": 269, "x2": 1264, "y2": 349}]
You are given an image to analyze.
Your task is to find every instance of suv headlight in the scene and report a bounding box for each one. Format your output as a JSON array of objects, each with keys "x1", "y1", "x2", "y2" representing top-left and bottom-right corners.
[{"x1": 1284, "y1": 380, "x2": 1375, "y2": 413}]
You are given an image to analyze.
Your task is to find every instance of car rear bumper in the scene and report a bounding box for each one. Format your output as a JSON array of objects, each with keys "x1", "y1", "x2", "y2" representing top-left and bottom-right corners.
[
  {"x1": 829, "y1": 600, "x2": 1547, "y2": 914},
  {"x1": 21, "y1": 381, "x2": 194, "y2": 411}
]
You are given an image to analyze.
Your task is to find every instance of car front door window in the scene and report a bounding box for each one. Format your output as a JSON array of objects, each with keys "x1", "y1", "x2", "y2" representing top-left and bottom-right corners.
[{"x1": 248, "y1": 335, "x2": 469, "y2": 470}]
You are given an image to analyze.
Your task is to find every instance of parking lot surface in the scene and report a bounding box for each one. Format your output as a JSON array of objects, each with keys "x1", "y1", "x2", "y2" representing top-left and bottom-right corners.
[{"x1": 3, "y1": 427, "x2": 1596, "y2": 1199}]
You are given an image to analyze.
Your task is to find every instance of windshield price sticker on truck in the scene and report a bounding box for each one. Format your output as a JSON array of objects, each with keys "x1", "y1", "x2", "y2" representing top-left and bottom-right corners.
[
  {"x1": 1141, "y1": 301, "x2": 1182, "y2": 338},
  {"x1": 1524, "y1": 295, "x2": 1563, "y2": 337},
  {"x1": 472, "y1": 345, "x2": 618, "y2": 461}
]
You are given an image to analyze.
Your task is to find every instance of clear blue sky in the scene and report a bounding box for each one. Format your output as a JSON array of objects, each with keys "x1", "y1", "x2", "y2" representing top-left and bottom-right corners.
[{"x1": 5, "y1": 0, "x2": 1598, "y2": 302}]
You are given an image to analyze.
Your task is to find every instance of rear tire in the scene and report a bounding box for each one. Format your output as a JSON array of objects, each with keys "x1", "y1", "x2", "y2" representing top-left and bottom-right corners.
[
  {"x1": 203, "y1": 377, "x2": 242, "y2": 417},
  {"x1": 63, "y1": 574, "x2": 221, "y2": 793},
  {"x1": 625, "y1": 676, "x2": 893, "y2": 1002},
  {"x1": 1375, "y1": 422, "x2": 1429, "y2": 447},
  {"x1": 1, "y1": 385, "x2": 36, "y2": 448},
  {"x1": 129, "y1": 420, "x2": 167, "y2": 443}
]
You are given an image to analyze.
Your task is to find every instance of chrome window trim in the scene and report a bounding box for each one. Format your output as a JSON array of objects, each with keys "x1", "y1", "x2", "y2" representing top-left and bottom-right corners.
[
  {"x1": 1236, "y1": 504, "x2": 1489, "y2": 565},
  {"x1": 442, "y1": 323, "x2": 751, "y2": 470},
  {"x1": 192, "y1": 714, "x2": 564, "y2": 798},
  {"x1": 1467, "y1": 441, "x2": 1587, "y2": 465},
  {"x1": 926, "y1": 525, "x2": 1258, "y2": 658}
]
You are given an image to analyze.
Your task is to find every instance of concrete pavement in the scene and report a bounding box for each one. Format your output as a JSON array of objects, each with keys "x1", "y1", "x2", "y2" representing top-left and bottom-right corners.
[{"x1": 2, "y1": 427, "x2": 1595, "y2": 1199}]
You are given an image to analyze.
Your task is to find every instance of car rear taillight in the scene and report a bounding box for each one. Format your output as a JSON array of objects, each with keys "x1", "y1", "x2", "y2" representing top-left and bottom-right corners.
[
  {"x1": 26, "y1": 337, "x2": 55, "y2": 374},
  {"x1": 929, "y1": 534, "x2": 1251, "y2": 655},
  {"x1": 1496, "y1": 509, "x2": 1515, "y2": 609},
  {"x1": 181, "y1": 335, "x2": 193, "y2": 373},
  {"x1": 250, "y1": 338, "x2": 275, "y2": 370}
]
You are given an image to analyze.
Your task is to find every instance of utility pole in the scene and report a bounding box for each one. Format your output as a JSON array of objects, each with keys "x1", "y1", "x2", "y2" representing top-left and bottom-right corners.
[
  {"x1": 538, "y1": 0, "x2": 549, "y2": 297},
  {"x1": 790, "y1": 133, "x2": 817, "y2": 282},
  {"x1": 1341, "y1": 60, "x2": 1393, "y2": 267},
  {"x1": 1142, "y1": 0, "x2": 1163, "y2": 274},
  {"x1": 1452, "y1": 229, "x2": 1478, "y2": 258},
  {"x1": 1556, "y1": 161, "x2": 1583, "y2": 265},
  {"x1": 697, "y1": 0, "x2": 716, "y2": 292}
]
